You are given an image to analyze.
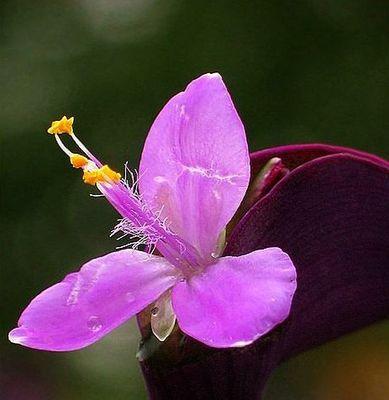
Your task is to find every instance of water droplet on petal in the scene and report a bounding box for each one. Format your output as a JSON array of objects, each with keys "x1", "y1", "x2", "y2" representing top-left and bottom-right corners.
[
  {"x1": 151, "y1": 307, "x2": 159, "y2": 316},
  {"x1": 87, "y1": 316, "x2": 102, "y2": 333}
]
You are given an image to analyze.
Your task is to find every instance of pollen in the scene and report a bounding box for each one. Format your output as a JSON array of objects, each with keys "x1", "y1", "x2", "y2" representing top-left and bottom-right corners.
[
  {"x1": 83, "y1": 170, "x2": 100, "y2": 185},
  {"x1": 47, "y1": 116, "x2": 74, "y2": 135},
  {"x1": 83, "y1": 165, "x2": 121, "y2": 186},
  {"x1": 99, "y1": 165, "x2": 121, "y2": 183},
  {"x1": 70, "y1": 154, "x2": 89, "y2": 169}
]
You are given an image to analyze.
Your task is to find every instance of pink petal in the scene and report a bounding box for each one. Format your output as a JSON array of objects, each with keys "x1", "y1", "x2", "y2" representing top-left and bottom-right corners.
[
  {"x1": 139, "y1": 73, "x2": 250, "y2": 260},
  {"x1": 9, "y1": 250, "x2": 179, "y2": 351},
  {"x1": 172, "y1": 248, "x2": 296, "y2": 348}
]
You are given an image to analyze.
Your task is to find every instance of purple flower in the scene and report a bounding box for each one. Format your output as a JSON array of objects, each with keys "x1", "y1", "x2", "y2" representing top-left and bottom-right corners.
[{"x1": 9, "y1": 73, "x2": 297, "y2": 351}]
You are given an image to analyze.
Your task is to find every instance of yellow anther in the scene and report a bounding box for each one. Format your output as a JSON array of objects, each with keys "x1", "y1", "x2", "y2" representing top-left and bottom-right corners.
[
  {"x1": 47, "y1": 116, "x2": 74, "y2": 135},
  {"x1": 70, "y1": 154, "x2": 89, "y2": 169},
  {"x1": 83, "y1": 170, "x2": 100, "y2": 186},
  {"x1": 82, "y1": 165, "x2": 121, "y2": 186},
  {"x1": 99, "y1": 165, "x2": 121, "y2": 183}
]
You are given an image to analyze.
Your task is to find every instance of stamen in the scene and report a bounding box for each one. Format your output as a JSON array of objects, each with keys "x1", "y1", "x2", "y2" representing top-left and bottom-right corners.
[
  {"x1": 48, "y1": 116, "x2": 101, "y2": 166},
  {"x1": 70, "y1": 154, "x2": 89, "y2": 169},
  {"x1": 47, "y1": 116, "x2": 74, "y2": 135},
  {"x1": 71, "y1": 132, "x2": 102, "y2": 167},
  {"x1": 99, "y1": 165, "x2": 121, "y2": 182},
  {"x1": 83, "y1": 170, "x2": 100, "y2": 185},
  {"x1": 83, "y1": 165, "x2": 121, "y2": 186},
  {"x1": 54, "y1": 134, "x2": 73, "y2": 157}
]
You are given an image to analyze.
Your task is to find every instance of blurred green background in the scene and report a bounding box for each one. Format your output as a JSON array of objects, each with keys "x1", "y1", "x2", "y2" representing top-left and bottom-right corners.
[{"x1": 1, "y1": 1, "x2": 388, "y2": 399}]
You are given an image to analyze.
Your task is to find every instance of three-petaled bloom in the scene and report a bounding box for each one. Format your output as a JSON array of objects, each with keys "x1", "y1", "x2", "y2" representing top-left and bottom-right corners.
[{"x1": 9, "y1": 73, "x2": 297, "y2": 351}]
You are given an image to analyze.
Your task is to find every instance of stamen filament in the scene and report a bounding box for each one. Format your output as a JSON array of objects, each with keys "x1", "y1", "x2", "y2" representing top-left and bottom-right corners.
[
  {"x1": 53, "y1": 124, "x2": 101, "y2": 168},
  {"x1": 54, "y1": 134, "x2": 73, "y2": 157},
  {"x1": 71, "y1": 133, "x2": 102, "y2": 167}
]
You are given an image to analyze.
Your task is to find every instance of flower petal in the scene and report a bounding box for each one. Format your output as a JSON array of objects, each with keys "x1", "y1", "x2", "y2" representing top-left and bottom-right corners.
[
  {"x1": 9, "y1": 250, "x2": 179, "y2": 351},
  {"x1": 139, "y1": 73, "x2": 250, "y2": 260},
  {"x1": 171, "y1": 248, "x2": 296, "y2": 348}
]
